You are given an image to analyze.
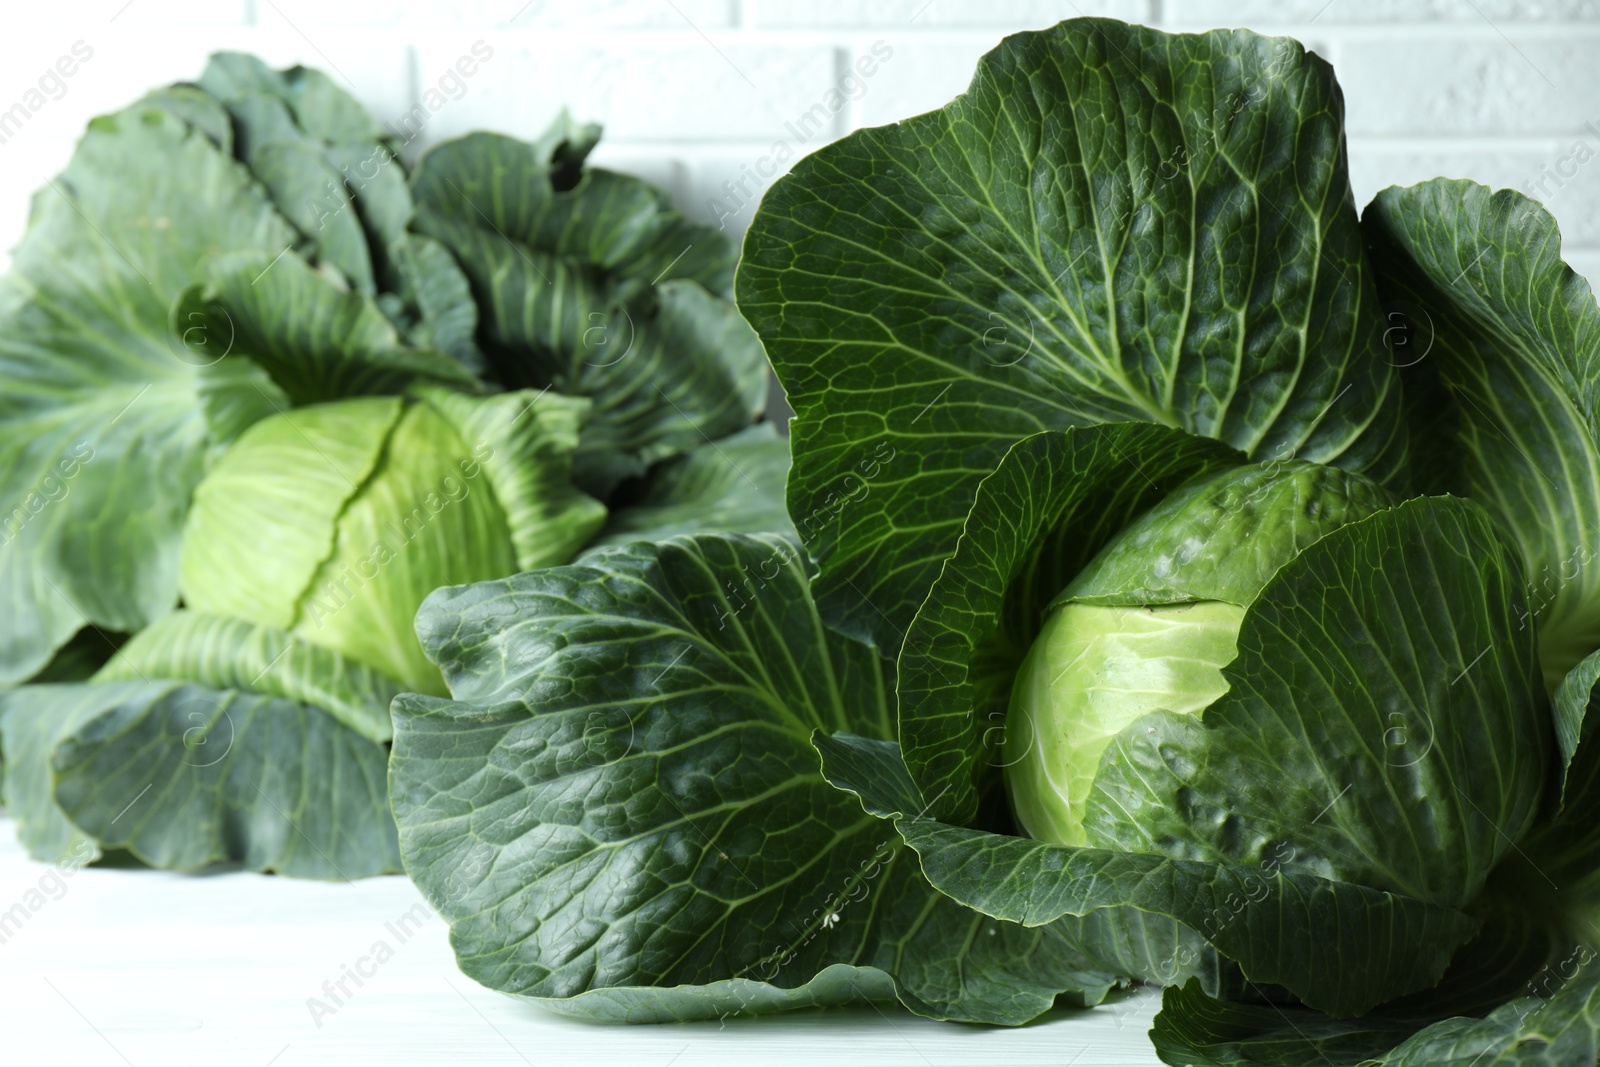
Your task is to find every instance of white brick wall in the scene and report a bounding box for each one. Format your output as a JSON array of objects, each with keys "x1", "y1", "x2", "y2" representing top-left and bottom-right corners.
[{"x1": 6, "y1": 0, "x2": 1600, "y2": 286}]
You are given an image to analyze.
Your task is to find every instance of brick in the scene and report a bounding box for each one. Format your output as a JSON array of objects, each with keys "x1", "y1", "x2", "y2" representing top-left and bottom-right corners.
[
  {"x1": 1338, "y1": 36, "x2": 1600, "y2": 136},
  {"x1": 0, "y1": 27, "x2": 416, "y2": 143},
  {"x1": 584, "y1": 144, "x2": 687, "y2": 205},
  {"x1": 1166, "y1": 1, "x2": 1600, "y2": 22},
  {"x1": 681, "y1": 144, "x2": 810, "y2": 240},
  {"x1": 746, "y1": 0, "x2": 1149, "y2": 29},
  {"x1": 853, "y1": 38, "x2": 990, "y2": 129},
  {"x1": 259, "y1": 0, "x2": 733, "y2": 29},
  {"x1": 1347, "y1": 141, "x2": 1600, "y2": 246},
  {"x1": 0, "y1": 39, "x2": 110, "y2": 147},
  {"x1": 411, "y1": 36, "x2": 840, "y2": 145}
]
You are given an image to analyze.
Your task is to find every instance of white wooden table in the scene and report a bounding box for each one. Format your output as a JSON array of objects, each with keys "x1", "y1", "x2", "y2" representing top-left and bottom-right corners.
[{"x1": 0, "y1": 820, "x2": 1163, "y2": 1066}]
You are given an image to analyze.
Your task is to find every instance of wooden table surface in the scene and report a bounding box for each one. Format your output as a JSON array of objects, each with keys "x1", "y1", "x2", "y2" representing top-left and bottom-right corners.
[{"x1": 0, "y1": 820, "x2": 1165, "y2": 1066}]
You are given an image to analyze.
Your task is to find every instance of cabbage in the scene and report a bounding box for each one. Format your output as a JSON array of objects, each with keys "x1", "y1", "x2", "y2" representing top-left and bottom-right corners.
[
  {"x1": 1003, "y1": 459, "x2": 1392, "y2": 847},
  {"x1": 383, "y1": 19, "x2": 1600, "y2": 1061},
  {"x1": 0, "y1": 53, "x2": 788, "y2": 878}
]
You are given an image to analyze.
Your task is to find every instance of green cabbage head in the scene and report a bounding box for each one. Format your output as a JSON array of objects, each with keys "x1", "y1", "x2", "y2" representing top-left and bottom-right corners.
[
  {"x1": 1004, "y1": 460, "x2": 1394, "y2": 846},
  {"x1": 179, "y1": 386, "x2": 605, "y2": 695}
]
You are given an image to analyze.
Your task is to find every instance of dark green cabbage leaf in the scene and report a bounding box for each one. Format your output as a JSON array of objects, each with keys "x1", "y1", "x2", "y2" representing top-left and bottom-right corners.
[
  {"x1": 737, "y1": 17, "x2": 1418, "y2": 654},
  {"x1": 1365, "y1": 179, "x2": 1600, "y2": 695},
  {"x1": 389, "y1": 533, "x2": 1126, "y2": 1023}
]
